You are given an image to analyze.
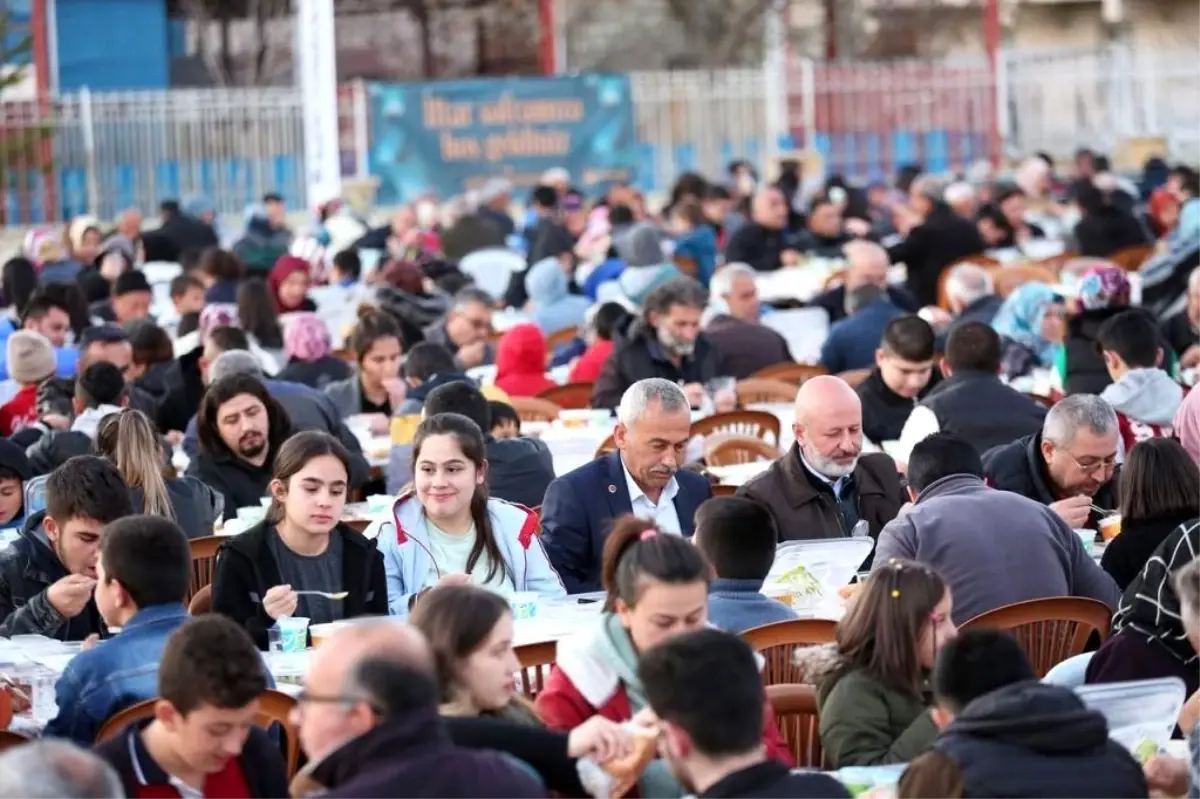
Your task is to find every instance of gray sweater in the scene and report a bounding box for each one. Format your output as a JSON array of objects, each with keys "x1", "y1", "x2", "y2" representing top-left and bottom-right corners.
[{"x1": 873, "y1": 474, "x2": 1120, "y2": 625}]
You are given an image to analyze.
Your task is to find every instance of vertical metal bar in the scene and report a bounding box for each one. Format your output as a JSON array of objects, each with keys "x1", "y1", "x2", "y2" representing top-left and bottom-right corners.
[
  {"x1": 79, "y1": 86, "x2": 98, "y2": 214},
  {"x1": 353, "y1": 79, "x2": 370, "y2": 179}
]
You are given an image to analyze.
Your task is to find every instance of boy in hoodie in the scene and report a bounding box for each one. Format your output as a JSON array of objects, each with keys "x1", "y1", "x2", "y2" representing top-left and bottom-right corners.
[
  {"x1": 1097, "y1": 309, "x2": 1185, "y2": 457},
  {"x1": 899, "y1": 628, "x2": 1147, "y2": 797},
  {"x1": 27, "y1": 361, "x2": 128, "y2": 476},
  {"x1": 0, "y1": 455, "x2": 133, "y2": 640},
  {"x1": 0, "y1": 440, "x2": 31, "y2": 534},
  {"x1": 694, "y1": 496, "x2": 796, "y2": 634}
]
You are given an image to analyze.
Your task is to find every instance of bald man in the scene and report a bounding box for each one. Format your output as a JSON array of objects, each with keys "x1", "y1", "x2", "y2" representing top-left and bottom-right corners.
[
  {"x1": 738, "y1": 375, "x2": 905, "y2": 543},
  {"x1": 811, "y1": 240, "x2": 919, "y2": 324},
  {"x1": 291, "y1": 621, "x2": 546, "y2": 798},
  {"x1": 723, "y1": 187, "x2": 801, "y2": 272}
]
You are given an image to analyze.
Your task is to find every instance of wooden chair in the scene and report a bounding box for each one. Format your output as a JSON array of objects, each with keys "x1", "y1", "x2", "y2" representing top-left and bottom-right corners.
[
  {"x1": 734, "y1": 378, "x2": 797, "y2": 405},
  {"x1": 766, "y1": 683, "x2": 824, "y2": 769},
  {"x1": 188, "y1": 585, "x2": 212, "y2": 615},
  {"x1": 742, "y1": 618, "x2": 838, "y2": 685},
  {"x1": 822, "y1": 269, "x2": 847, "y2": 290},
  {"x1": 96, "y1": 698, "x2": 157, "y2": 743},
  {"x1": 749, "y1": 363, "x2": 828, "y2": 385},
  {"x1": 960, "y1": 252, "x2": 1001, "y2": 268},
  {"x1": 836, "y1": 368, "x2": 871, "y2": 389},
  {"x1": 0, "y1": 730, "x2": 28, "y2": 753},
  {"x1": 594, "y1": 434, "x2": 617, "y2": 459},
  {"x1": 255, "y1": 689, "x2": 302, "y2": 778},
  {"x1": 706, "y1": 436, "x2": 780, "y2": 467},
  {"x1": 1035, "y1": 251, "x2": 1079, "y2": 275},
  {"x1": 691, "y1": 410, "x2": 782, "y2": 449},
  {"x1": 1109, "y1": 244, "x2": 1155, "y2": 271},
  {"x1": 508, "y1": 396, "x2": 561, "y2": 423},
  {"x1": 1028, "y1": 393, "x2": 1058, "y2": 409},
  {"x1": 959, "y1": 597, "x2": 1113, "y2": 678},
  {"x1": 515, "y1": 640, "x2": 557, "y2": 700},
  {"x1": 187, "y1": 536, "x2": 223, "y2": 604},
  {"x1": 544, "y1": 326, "x2": 580, "y2": 353},
  {"x1": 711, "y1": 484, "x2": 738, "y2": 497},
  {"x1": 537, "y1": 382, "x2": 594, "y2": 410},
  {"x1": 989, "y1": 264, "x2": 1058, "y2": 298}
]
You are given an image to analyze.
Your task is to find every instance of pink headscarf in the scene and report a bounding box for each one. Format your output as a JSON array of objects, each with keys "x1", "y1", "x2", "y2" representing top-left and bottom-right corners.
[
  {"x1": 1174, "y1": 388, "x2": 1200, "y2": 464},
  {"x1": 199, "y1": 304, "x2": 239, "y2": 339},
  {"x1": 285, "y1": 313, "x2": 331, "y2": 363}
]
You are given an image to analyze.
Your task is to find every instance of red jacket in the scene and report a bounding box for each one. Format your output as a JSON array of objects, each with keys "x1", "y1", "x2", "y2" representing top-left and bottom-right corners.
[
  {"x1": 495, "y1": 323, "x2": 557, "y2": 398},
  {"x1": 0, "y1": 384, "x2": 39, "y2": 436},
  {"x1": 568, "y1": 340, "x2": 614, "y2": 384}
]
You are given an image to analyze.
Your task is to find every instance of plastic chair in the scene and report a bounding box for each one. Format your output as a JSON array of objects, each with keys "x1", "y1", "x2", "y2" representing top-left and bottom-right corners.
[
  {"x1": 706, "y1": 436, "x2": 780, "y2": 467},
  {"x1": 544, "y1": 326, "x2": 581, "y2": 353},
  {"x1": 187, "y1": 536, "x2": 223, "y2": 603},
  {"x1": 742, "y1": 618, "x2": 838, "y2": 685},
  {"x1": 537, "y1": 382, "x2": 594, "y2": 410},
  {"x1": 691, "y1": 410, "x2": 782, "y2": 448},
  {"x1": 188, "y1": 585, "x2": 212, "y2": 615},
  {"x1": 734, "y1": 378, "x2": 798, "y2": 405},
  {"x1": 712, "y1": 484, "x2": 738, "y2": 497},
  {"x1": 989, "y1": 264, "x2": 1058, "y2": 298},
  {"x1": 515, "y1": 640, "x2": 557, "y2": 700},
  {"x1": 0, "y1": 730, "x2": 28, "y2": 753},
  {"x1": 766, "y1": 683, "x2": 824, "y2": 769},
  {"x1": 594, "y1": 434, "x2": 617, "y2": 459},
  {"x1": 255, "y1": 689, "x2": 301, "y2": 779},
  {"x1": 836, "y1": 368, "x2": 871, "y2": 389},
  {"x1": 959, "y1": 597, "x2": 1113, "y2": 678},
  {"x1": 749, "y1": 363, "x2": 828, "y2": 385},
  {"x1": 509, "y1": 396, "x2": 562, "y2": 423},
  {"x1": 96, "y1": 698, "x2": 157, "y2": 743}
]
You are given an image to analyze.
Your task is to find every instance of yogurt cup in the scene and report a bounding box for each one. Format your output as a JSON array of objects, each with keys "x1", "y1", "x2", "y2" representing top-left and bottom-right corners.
[
  {"x1": 276, "y1": 616, "x2": 310, "y2": 653},
  {"x1": 511, "y1": 592, "x2": 539, "y2": 620}
]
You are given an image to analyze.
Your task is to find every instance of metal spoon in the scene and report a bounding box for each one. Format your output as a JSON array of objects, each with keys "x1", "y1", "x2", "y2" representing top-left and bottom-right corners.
[{"x1": 292, "y1": 590, "x2": 348, "y2": 600}]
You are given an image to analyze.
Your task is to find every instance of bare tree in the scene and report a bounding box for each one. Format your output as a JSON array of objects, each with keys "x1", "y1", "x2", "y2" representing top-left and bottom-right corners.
[{"x1": 176, "y1": 0, "x2": 291, "y2": 86}]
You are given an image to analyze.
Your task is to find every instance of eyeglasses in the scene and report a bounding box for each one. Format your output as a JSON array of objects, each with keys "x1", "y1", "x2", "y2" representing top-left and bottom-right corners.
[
  {"x1": 294, "y1": 690, "x2": 380, "y2": 715},
  {"x1": 1059, "y1": 449, "x2": 1117, "y2": 476}
]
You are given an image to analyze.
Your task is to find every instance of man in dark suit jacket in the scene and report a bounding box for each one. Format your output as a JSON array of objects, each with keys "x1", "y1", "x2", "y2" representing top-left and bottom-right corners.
[
  {"x1": 888, "y1": 177, "x2": 986, "y2": 308},
  {"x1": 541, "y1": 378, "x2": 713, "y2": 593}
]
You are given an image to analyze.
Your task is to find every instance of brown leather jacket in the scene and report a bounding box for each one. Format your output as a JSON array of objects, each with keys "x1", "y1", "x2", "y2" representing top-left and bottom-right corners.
[{"x1": 737, "y1": 444, "x2": 906, "y2": 543}]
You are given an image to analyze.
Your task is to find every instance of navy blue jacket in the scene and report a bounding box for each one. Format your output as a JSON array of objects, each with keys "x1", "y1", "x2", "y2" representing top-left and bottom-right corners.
[
  {"x1": 819, "y1": 298, "x2": 906, "y2": 374},
  {"x1": 540, "y1": 452, "x2": 712, "y2": 593}
]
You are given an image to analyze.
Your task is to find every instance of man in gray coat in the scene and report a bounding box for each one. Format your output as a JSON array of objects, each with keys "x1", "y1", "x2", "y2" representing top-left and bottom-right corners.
[{"x1": 873, "y1": 432, "x2": 1120, "y2": 625}]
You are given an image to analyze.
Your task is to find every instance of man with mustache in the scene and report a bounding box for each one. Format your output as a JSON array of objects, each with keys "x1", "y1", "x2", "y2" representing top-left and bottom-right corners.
[
  {"x1": 739, "y1": 375, "x2": 906, "y2": 544},
  {"x1": 188, "y1": 373, "x2": 292, "y2": 520}
]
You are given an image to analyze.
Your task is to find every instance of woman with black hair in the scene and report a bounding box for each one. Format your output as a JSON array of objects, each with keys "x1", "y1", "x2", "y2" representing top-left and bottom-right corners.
[
  {"x1": 1, "y1": 257, "x2": 38, "y2": 323},
  {"x1": 1073, "y1": 179, "x2": 1150, "y2": 258}
]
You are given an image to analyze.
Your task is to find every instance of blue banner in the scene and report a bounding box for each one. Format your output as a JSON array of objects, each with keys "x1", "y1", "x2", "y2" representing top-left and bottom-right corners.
[{"x1": 366, "y1": 74, "x2": 637, "y2": 203}]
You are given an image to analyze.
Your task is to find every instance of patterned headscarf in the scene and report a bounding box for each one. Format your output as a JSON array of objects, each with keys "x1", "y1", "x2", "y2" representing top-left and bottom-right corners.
[
  {"x1": 198, "y1": 304, "x2": 239, "y2": 340},
  {"x1": 22, "y1": 227, "x2": 65, "y2": 267},
  {"x1": 991, "y1": 282, "x2": 1063, "y2": 365},
  {"x1": 1078, "y1": 265, "x2": 1131, "y2": 311},
  {"x1": 1113, "y1": 519, "x2": 1199, "y2": 666},
  {"x1": 285, "y1": 313, "x2": 331, "y2": 363},
  {"x1": 1174, "y1": 388, "x2": 1200, "y2": 464}
]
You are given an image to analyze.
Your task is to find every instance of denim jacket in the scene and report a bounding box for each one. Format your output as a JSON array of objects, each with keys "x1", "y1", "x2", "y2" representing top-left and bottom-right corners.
[{"x1": 43, "y1": 604, "x2": 189, "y2": 745}]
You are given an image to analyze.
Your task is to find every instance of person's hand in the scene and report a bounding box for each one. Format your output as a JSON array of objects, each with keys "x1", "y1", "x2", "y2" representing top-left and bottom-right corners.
[
  {"x1": 1179, "y1": 689, "x2": 1200, "y2": 735},
  {"x1": 844, "y1": 218, "x2": 872, "y2": 237},
  {"x1": 918, "y1": 305, "x2": 953, "y2": 331},
  {"x1": 714, "y1": 389, "x2": 737, "y2": 413},
  {"x1": 438, "y1": 573, "x2": 471, "y2": 587},
  {"x1": 80, "y1": 633, "x2": 100, "y2": 651},
  {"x1": 567, "y1": 716, "x2": 635, "y2": 763},
  {"x1": 383, "y1": 377, "x2": 408, "y2": 408},
  {"x1": 1050, "y1": 494, "x2": 1093, "y2": 529},
  {"x1": 780, "y1": 249, "x2": 801, "y2": 267},
  {"x1": 46, "y1": 575, "x2": 97, "y2": 619},
  {"x1": 681, "y1": 383, "x2": 706, "y2": 408},
  {"x1": 1181, "y1": 345, "x2": 1200, "y2": 369},
  {"x1": 1144, "y1": 755, "x2": 1189, "y2": 796},
  {"x1": 365, "y1": 413, "x2": 391, "y2": 436},
  {"x1": 41, "y1": 414, "x2": 70, "y2": 431},
  {"x1": 165, "y1": 430, "x2": 184, "y2": 446},
  {"x1": 629, "y1": 707, "x2": 659, "y2": 731},
  {"x1": 457, "y1": 340, "x2": 488, "y2": 369},
  {"x1": 262, "y1": 584, "x2": 299, "y2": 621}
]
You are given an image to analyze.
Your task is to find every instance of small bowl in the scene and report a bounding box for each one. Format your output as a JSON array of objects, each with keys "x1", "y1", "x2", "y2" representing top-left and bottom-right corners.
[{"x1": 1098, "y1": 514, "x2": 1123, "y2": 542}]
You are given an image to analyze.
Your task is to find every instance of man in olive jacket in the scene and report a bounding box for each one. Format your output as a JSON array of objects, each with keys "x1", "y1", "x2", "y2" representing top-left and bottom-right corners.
[{"x1": 738, "y1": 376, "x2": 905, "y2": 547}]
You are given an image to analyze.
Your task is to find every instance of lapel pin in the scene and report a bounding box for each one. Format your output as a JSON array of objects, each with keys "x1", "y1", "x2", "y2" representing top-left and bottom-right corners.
[{"x1": 608, "y1": 485, "x2": 616, "y2": 493}]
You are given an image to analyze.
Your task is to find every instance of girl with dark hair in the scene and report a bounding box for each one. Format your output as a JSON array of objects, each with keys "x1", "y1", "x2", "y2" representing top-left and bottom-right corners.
[
  {"x1": 377, "y1": 412, "x2": 564, "y2": 618},
  {"x1": 535, "y1": 515, "x2": 794, "y2": 793},
  {"x1": 1, "y1": 257, "x2": 38, "y2": 320},
  {"x1": 1101, "y1": 439, "x2": 1200, "y2": 590},
  {"x1": 796, "y1": 559, "x2": 956, "y2": 768},
  {"x1": 211, "y1": 430, "x2": 388, "y2": 649},
  {"x1": 324, "y1": 309, "x2": 405, "y2": 432},
  {"x1": 196, "y1": 246, "x2": 245, "y2": 304},
  {"x1": 236, "y1": 277, "x2": 285, "y2": 352}
]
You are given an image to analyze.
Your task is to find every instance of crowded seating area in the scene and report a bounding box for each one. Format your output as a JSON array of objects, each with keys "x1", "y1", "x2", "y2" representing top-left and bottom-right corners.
[{"x1": 0, "y1": 152, "x2": 1197, "y2": 799}]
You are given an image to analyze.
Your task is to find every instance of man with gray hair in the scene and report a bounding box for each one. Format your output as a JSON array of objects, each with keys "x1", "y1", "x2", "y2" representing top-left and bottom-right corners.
[
  {"x1": 983, "y1": 394, "x2": 1120, "y2": 529},
  {"x1": 887, "y1": 173, "x2": 986, "y2": 308},
  {"x1": 0, "y1": 739, "x2": 123, "y2": 798},
  {"x1": 818, "y1": 279, "x2": 905, "y2": 374},
  {"x1": 705, "y1": 263, "x2": 792, "y2": 378},
  {"x1": 423, "y1": 286, "x2": 496, "y2": 370},
  {"x1": 944, "y1": 181, "x2": 978, "y2": 219},
  {"x1": 811, "y1": 238, "x2": 919, "y2": 324},
  {"x1": 591, "y1": 277, "x2": 724, "y2": 410},
  {"x1": 935, "y1": 261, "x2": 1004, "y2": 349},
  {"x1": 542, "y1": 377, "x2": 713, "y2": 592},
  {"x1": 475, "y1": 177, "x2": 515, "y2": 238}
]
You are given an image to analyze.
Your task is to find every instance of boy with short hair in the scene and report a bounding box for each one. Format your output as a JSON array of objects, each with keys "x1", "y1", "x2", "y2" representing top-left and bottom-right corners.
[
  {"x1": 1097, "y1": 309, "x2": 1184, "y2": 455},
  {"x1": 694, "y1": 496, "x2": 795, "y2": 633},
  {"x1": 93, "y1": 615, "x2": 288, "y2": 798},
  {"x1": 0, "y1": 455, "x2": 132, "y2": 641},
  {"x1": 856, "y1": 314, "x2": 939, "y2": 445},
  {"x1": 27, "y1": 361, "x2": 129, "y2": 476},
  {"x1": 44, "y1": 515, "x2": 192, "y2": 744},
  {"x1": 488, "y1": 400, "x2": 521, "y2": 440},
  {"x1": 0, "y1": 439, "x2": 31, "y2": 533},
  {"x1": 330, "y1": 249, "x2": 361, "y2": 287},
  {"x1": 900, "y1": 628, "x2": 1147, "y2": 797}
]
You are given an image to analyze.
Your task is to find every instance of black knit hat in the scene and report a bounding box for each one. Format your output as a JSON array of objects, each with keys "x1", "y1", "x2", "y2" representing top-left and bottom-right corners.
[
  {"x1": 113, "y1": 270, "x2": 152, "y2": 297},
  {"x1": 0, "y1": 439, "x2": 31, "y2": 482}
]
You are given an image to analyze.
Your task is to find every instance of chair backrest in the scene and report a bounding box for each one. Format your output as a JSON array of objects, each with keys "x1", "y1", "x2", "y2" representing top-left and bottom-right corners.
[
  {"x1": 749, "y1": 363, "x2": 828, "y2": 385},
  {"x1": 537, "y1": 382, "x2": 594, "y2": 410},
  {"x1": 989, "y1": 264, "x2": 1058, "y2": 298},
  {"x1": 734, "y1": 378, "x2": 798, "y2": 405},
  {"x1": 836, "y1": 368, "x2": 871, "y2": 389},
  {"x1": 187, "y1": 536, "x2": 223, "y2": 603},
  {"x1": 594, "y1": 433, "x2": 617, "y2": 459},
  {"x1": 706, "y1": 436, "x2": 780, "y2": 467},
  {"x1": 1109, "y1": 245, "x2": 1154, "y2": 272},
  {"x1": 515, "y1": 640, "x2": 557, "y2": 700},
  {"x1": 766, "y1": 683, "x2": 824, "y2": 769},
  {"x1": 959, "y1": 597, "x2": 1113, "y2": 678},
  {"x1": 544, "y1": 326, "x2": 581, "y2": 353},
  {"x1": 254, "y1": 689, "x2": 301, "y2": 778},
  {"x1": 96, "y1": 698, "x2": 157, "y2": 743},
  {"x1": 0, "y1": 730, "x2": 28, "y2": 753},
  {"x1": 188, "y1": 585, "x2": 212, "y2": 615},
  {"x1": 743, "y1": 618, "x2": 838, "y2": 685},
  {"x1": 691, "y1": 410, "x2": 782, "y2": 448},
  {"x1": 711, "y1": 484, "x2": 738, "y2": 497},
  {"x1": 509, "y1": 396, "x2": 562, "y2": 423}
]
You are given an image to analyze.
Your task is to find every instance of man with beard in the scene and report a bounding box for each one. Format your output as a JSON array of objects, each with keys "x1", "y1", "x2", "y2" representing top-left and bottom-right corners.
[
  {"x1": 739, "y1": 375, "x2": 905, "y2": 545},
  {"x1": 591, "y1": 277, "x2": 726, "y2": 410},
  {"x1": 187, "y1": 373, "x2": 292, "y2": 520}
]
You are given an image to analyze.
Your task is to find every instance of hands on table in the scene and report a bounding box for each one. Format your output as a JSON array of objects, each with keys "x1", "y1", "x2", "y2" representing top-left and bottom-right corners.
[{"x1": 567, "y1": 716, "x2": 638, "y2": 763}]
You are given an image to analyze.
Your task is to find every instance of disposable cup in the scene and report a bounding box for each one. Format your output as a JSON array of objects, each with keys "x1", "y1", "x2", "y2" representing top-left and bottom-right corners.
[
  {"x1": 511, "y1": 592, "x2": 539, "y2": 620},
  {"x1": 559, "y1": 410, "x2": 591, "y2": 429},
  {"x1": 276, "y1": 617, "x2": 310, "y2": 653},
  {"x1": 1099, "y1": 514, "x2": 1123, "y2": 542},
  {"x1": 237, "y1": 506, "x2": 266, "y2": 525},
  {"x1": 1074, "y1": 528, "x2": 1096, "y2": 555}
]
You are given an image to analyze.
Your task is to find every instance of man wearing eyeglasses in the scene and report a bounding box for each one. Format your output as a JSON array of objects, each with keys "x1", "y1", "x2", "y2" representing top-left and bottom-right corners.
[
  {"x1": 422, "y1": 287, "x2": 497, "y2": 370},
  {"x1": 982, "y1": 394, "x2": 1121, "y2": 530}
]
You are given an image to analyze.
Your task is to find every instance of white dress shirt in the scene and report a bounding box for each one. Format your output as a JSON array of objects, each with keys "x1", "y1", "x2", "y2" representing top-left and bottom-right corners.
[{"x1": 621, "y1": 457, "x2": 682, "y2": 535}]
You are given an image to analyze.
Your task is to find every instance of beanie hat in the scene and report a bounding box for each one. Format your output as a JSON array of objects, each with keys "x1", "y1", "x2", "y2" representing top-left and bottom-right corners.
[
  {"x1": 615, "y1": 223, "x2": 666, "y2": 269},
  {"x1": 7, "y1": 330, "x2": 57, "y2": 385},
  {"x1": 113, "y1": 269, "x2": 152, "y2": 297},
  {"x1": 0, "y1": 438, "x2": 30, "y2": 483}
]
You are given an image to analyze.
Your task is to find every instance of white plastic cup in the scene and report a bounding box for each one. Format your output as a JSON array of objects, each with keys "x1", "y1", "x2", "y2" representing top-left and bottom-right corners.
[
  {"x1": 237, "y1": 506, "x2": 266, "y2": 525},
  {"x1": 276, "y1": 616, "x2": 310, "y2": 652},
  {"x1": 511, "y1": 592, "x2": 538, "y2": 621}
]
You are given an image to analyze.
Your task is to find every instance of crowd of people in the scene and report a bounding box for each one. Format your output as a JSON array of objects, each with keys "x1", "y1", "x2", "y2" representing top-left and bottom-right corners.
[{"x1": 0, "y1": 148, "x2": 1196, "y2": 799}]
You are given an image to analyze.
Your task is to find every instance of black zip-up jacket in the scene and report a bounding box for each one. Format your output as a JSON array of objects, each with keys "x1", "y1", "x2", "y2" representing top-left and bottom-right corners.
[
  {"x1": 187, "y1": 448, "x2": 276, "y2": 523},
  {"x1": 211, "y1": 520, "x2": 388, "y2": 649},
  {"x1": 155, "y1": 346, "x2": 205, "y2": 434}
]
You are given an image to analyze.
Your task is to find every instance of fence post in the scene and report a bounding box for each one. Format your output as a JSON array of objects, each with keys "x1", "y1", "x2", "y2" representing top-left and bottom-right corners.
[
  {"x1": 762, "y1": 0, "x2": 788, "y2": 164},
  {"x1": 995, "y1": 49, "x2": 1011, "y2": 163},
  {"x1": 797, "y1": 58, "x2": 816, "y2": 151},
  {"x1": 352, "y1": 79, "x2": 370, "y2": 179},
  {"x1": 79, "y1": 86, "x2": 99, "y2": 215}
]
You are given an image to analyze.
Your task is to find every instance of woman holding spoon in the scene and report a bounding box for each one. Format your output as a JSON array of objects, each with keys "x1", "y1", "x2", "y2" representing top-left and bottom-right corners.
[{"x1": 211, "y1": 431, "x2": 388, "y2": 649}]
